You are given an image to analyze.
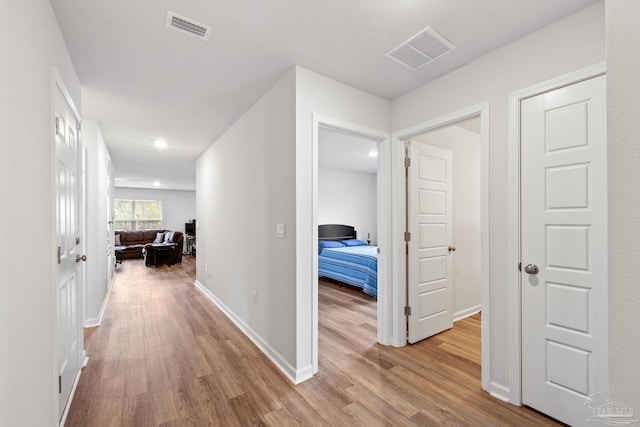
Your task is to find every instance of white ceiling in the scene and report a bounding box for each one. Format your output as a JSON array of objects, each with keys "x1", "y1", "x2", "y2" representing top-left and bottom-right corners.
[
  {"x1": 319, "y1": 127, "x2": 379, "y2": 174},
  {"x1": 50, "y1": 0, "x2": 599, "y2": 191}
]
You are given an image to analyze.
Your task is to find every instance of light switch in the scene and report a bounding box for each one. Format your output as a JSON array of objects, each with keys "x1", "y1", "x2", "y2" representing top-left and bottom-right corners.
[{"x1": 276, "y1": 223, "x2": 285, "y2": 239}]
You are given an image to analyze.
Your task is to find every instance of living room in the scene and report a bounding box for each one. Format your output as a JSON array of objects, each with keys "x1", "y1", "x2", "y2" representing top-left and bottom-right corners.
[{"x1": 113, "y1": 187, "x2": 196, "y2": 266}]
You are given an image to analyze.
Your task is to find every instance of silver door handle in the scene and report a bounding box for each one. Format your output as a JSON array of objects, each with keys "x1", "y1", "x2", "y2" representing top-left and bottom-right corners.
[{"x1": 524, "y1": 264, "x2": 538, "y2": 275}]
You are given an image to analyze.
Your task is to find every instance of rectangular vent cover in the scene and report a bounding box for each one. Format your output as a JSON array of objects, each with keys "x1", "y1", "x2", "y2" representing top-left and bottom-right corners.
[
  {"x1": 166, "y1": 11, "x2": 211, "y2": 41},
  {"x1": 386, "y1": 27, "x2": 455, "y2": 71}
]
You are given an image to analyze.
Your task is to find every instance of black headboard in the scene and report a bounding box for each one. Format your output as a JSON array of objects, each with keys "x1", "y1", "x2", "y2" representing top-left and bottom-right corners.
[{"x1": 318, "y1": 224, "x2": 356, "y2": 241}]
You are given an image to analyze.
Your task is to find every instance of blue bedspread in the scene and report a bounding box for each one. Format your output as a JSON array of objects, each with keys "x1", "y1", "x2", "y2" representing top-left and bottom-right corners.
[{"x1": 318, "y1": 245, "x2": 378, "y2": 298}]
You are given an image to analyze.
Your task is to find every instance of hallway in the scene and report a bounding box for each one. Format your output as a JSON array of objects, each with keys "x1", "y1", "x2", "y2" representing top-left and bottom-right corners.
[{"x1": 66, "y1": 258, "x2": 559, "y2": 426}]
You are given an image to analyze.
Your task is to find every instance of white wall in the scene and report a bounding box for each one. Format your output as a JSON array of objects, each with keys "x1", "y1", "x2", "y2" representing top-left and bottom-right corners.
[
  {"x1": 391, "y1": 2, "x2": 605, "y2": 396},
  {"x1": 114, "y1": 187, "x2": 195, "y2": 234},
  {"x1": 318, "y1": 168, "x2": 377, "y2": 244},
  {"x1": 607, "y1": 0, "x2": 640, "y2": 413},
  {"x1": 83, "y1": 121, "x2": 114, "y2": 327},
  {"x1": 0, "y1": 0, "x2": 81, "y2": 425},
  {"x1": 196, "y1": 68, "x2": 298, "y2": 378},
  {"x1": 196, "y1": 66, "x2": 390, "y2": 383},
  {"x1": 416, "y1": 126, "x2": 481, "y2": 320}
]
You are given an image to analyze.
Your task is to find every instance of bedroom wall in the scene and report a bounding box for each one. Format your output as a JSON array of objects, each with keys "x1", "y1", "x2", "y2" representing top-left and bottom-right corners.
[
  {"x1": 415, "y1": 125, "x2": 481, "y2": 320},
  {"x1": 83, "y1": 120, "x2": 114, "y2": 327},
  {"x1": 0, "y1": 0, "x2": 82, "y2": 425},
  {"x1": 196, "y1": 68, "x2": 298, "y2": 378},
  {"x1": 607, "y1": 0, "x2": 640, "y2": 413},
  {"x1": 114, "y1": 187, "x2": 196, "y2": 235},
  {"x1": 318, "y1": 168, "x2": 377, "y2": 245},
  {"x1": 391, "y1": 1, "x2": 605, "y2": 398}
]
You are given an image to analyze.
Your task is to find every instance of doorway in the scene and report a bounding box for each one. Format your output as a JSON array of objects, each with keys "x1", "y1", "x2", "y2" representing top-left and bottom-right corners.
[
  {"x1": 508, "y1": 63, "x2": 607, "y2": 426},
  {"x1": 311, "y1": 115, "x2": 390, "y2": 375},
  {"x1": 316, "y1": 126, "x2": 380, "y2": 349},
  {"x1": 53, "y1": 71, "x2": 85, "y2": 423},
  {"x1": 392, "y1": 102, "x2": 490, "y2": 390},
  {"x1": 406, "y1": 117, "x2": 482, "y2": 343}
]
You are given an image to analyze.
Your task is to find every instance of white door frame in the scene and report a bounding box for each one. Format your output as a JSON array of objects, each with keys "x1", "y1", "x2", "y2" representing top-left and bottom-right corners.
[
  {"x1": 391, "y1": 102, "x2": 490, "y2": 391},
  {"x1": 506, "y1": 62, "x2": 606, "y2": 405},
  {"x1": 51, "y1": 67, "x2": 84, "y2": 424},
  {"x1": 311, "y1": 114, "x2": 391, "y2": 373}
]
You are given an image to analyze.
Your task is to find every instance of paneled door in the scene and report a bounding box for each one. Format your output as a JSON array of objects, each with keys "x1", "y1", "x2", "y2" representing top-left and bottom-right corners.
[
  {"x1": 521, "y1": 75, "x2": 607, "y2": 426},
  {"x1": 407, "y1": 142, "x2": 454, "y2": 343},
  {"x1": 55, "y1": 82, "x2": 84, "y2": 419}
]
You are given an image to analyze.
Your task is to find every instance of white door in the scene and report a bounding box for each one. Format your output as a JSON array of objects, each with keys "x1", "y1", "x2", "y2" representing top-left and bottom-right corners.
[
  {"x1": 55, "y1": 83, "x2": 84, "y2": 418},
  {"x1": 521, "y1": 75, "x2": 607, "y2": 426},
  {"x1": 407, "y1": 142, "x2": 454, "y2": 343}
]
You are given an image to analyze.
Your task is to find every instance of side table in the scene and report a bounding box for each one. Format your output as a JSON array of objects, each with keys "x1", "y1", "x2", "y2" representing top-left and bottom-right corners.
[
  {"x1": 114, "y1": 245, "x2": 126, "y2": 267},
  {"x1": 148, "y1": 244, "x2": 176, "y2": 268}
]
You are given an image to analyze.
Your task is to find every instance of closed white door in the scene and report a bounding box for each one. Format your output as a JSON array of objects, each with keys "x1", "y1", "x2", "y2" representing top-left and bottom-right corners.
[
  {"x1": 521, "y1": 75, "x2": 607, "y2": 426},
  {"x1": 407, "y1": 142, "x2": 454, "y2": 343},
  {"x1": 55, "y1": 83, "x2": 84, "y2": 418}
]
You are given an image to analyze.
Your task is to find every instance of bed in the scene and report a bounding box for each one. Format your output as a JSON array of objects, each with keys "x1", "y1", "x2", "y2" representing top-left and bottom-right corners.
[{"x1": 318, "y1": 224, "x2": 378, "y2": 298}]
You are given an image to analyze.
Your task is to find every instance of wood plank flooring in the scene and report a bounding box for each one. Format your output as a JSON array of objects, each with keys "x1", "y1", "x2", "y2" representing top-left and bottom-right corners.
[{"x1": 66, "y1": 258, "x2": 560, "y2": 426}]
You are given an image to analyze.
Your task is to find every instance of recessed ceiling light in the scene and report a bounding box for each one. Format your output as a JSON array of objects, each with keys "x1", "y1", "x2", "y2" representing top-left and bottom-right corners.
[
  {"x1": 368, "y1": 150, "x2": 378, "y2": 157},
  {"x1": 154, "y1": 139, "x2": 168, "y2": 149},
  {"x1": 153, "y1": 181, "x2": 161, "y2": 187}
]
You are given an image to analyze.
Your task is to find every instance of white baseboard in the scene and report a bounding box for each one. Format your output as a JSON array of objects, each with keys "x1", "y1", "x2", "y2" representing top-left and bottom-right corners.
[
  {"x1": 489, "y1": 381, "x2": 511, "y2": 403},
  {"x1": 194, "y1": 280, "x2": 310, "y2": 384},
  {"x1": 454, "y1": 304, "x2": 482, "y2": 322},
  {"x1": 84, "y1": 275, "x2": 115, "y2": 328}
]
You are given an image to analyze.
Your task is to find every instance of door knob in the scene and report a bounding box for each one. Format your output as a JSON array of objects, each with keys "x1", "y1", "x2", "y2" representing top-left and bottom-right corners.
[
  {"x1": 524, "y1": 264, "x2": 539, "y2": 275},
  {"x1": 76, "y1": 254, "x2": 87, "y2": 263},
  {"x1": 448, "y1": 246, "x2": 456, "y2": 252}
]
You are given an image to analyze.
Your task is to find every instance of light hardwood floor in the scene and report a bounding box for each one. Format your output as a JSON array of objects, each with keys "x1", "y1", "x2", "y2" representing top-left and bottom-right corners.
[{"x1": 66, "y1": 257, "x2": 560, "y2": 426}]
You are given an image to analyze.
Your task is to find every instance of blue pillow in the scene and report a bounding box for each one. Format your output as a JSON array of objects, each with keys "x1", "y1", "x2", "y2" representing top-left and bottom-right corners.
[
  {"x1": 318, "y1": 240, "x2": 345, "y2": 254},
  {"x1": 340, "y1": 239, "x2": 367, "y2": 247}
]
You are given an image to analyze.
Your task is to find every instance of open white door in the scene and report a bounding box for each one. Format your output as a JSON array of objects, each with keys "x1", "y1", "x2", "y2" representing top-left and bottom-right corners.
[
  {"x1": 55, "y1": 82, "x2": 84, "y2": 419},
  {"x1": 521, "y1": 75, "x2": 607, "y2": 426},
  {"x1": 407, "y1": 141, "x2": 454, "y2": 344}
]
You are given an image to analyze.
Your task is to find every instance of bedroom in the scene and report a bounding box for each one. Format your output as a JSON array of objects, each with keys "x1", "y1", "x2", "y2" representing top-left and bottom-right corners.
[{"x1": 318, "y1": 126, "x2": 379, "y2": 297}]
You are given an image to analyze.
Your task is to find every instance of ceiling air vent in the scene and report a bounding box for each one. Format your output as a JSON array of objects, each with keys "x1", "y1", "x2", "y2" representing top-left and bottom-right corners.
[
  {"x1": 166, "y1": 11, "x2": 212, "y2": 41},
  {"x1": 386, "y1": 27, "x2": 455, "y2": 71}
]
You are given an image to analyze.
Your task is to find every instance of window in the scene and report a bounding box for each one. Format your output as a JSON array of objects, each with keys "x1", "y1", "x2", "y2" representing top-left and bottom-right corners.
[{"x1": 114, "y1": 199, "x2": 163, "y2": 231}]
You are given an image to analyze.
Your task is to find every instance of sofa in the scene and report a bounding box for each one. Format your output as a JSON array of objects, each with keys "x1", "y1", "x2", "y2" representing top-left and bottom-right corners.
[{"x1": 114, "y1": 230, "x2": 184, "y2": 265}]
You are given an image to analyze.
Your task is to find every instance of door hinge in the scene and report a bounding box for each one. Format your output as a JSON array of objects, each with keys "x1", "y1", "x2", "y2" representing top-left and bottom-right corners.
[
  {"x1": 377, "y1": 247, "x2": 380, "y2": 255},
  {"x1": 55, "y1": 116, "x2": 62, "y2": 137},
  {"x1": 57, "y1": 246, "x2": 62, "y2": 265},
  {"x1": 404, "y1": 306, "x2": 412, "y2": 316},
  {"x1": 404, "y1": 157, "x2": 411, "y2": 168},
  {"x1": 404, "y1": 231, "x2": 411, "y2": 242},
  {"x1": 76, "y1": 237, "x2": 80, "y2": 245},
  {"x1": 76, "y1": 122, "x2": 81, "y2": 132},
  {"x1": 58, "y1": 375, "x2": 62, "y2": 394},
  {"x1": 518, "y1": 262, "x2": 522, "y2": 272}
]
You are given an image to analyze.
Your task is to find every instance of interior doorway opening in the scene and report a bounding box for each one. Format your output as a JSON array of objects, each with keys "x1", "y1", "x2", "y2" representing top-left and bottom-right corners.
[
  {"x1": 316, "y1": 127, "x2": 381, "y2": 355},
  {"x1": 410, "y1": 116, "x2": 483, "y2": 329},
  {"x1": 311, "y1": 116, "x2": 390, "y2": 375},
  {"x1": 392, "y1": 102, "x2": 490, "y2": 391}
]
